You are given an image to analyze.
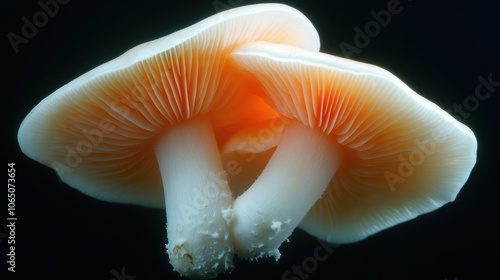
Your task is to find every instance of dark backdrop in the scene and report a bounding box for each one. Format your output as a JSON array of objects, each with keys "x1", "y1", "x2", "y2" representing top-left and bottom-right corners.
[{"x1": 3, "y1": 0, "x2": 499, "y2": 279}]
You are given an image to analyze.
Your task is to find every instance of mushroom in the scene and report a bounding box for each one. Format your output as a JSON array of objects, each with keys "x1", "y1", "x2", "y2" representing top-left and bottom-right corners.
[
  {"x1": 17, "y1": 5, "x2": 320, "y2": 279},
  {"x1": 225, "y1": 42, "x2": 477, "y2": 259}
]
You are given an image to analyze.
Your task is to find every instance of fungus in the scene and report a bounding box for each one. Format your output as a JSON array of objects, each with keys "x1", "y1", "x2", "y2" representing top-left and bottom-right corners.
[
  {"x1": 226, "y1": 42, "x2": 477, "y2": 259},
  {"x1": 17, "y1": 5, "x2": 320, "y2": 279}
]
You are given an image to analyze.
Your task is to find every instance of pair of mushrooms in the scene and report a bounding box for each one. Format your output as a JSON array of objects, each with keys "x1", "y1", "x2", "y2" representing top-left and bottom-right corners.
[{"x1": 18, "y1": 4, "x2": 477, "y2": 279}]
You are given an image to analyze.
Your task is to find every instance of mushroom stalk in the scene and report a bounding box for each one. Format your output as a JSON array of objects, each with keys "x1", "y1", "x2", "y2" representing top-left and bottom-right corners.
[
  {"x1": 155, "y1": 118, "x2": 234, "y2": 278},
  {"x1": 230, "y1": 120, "x2": 341, "y2": 259}
]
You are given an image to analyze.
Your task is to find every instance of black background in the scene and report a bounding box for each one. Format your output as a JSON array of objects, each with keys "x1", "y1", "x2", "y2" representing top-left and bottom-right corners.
[{"x1": 3, "y1": 0, "x2": 499, "y2": 279}]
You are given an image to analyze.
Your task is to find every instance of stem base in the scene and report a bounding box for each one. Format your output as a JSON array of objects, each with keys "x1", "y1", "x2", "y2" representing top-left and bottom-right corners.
[
  {"x1": 155, "y1": 119, "x2": 234, "y2": 278},
  {"x1": 231, "y1": 121, "x2": 341, "y2": 259}
]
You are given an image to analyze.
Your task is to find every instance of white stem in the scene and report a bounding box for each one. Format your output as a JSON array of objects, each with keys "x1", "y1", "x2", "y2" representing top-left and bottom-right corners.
[
  {"x1": 230, "y1": 120, "x2": 341, "y2": 259},
  {"x1": 155, "y1": 119, "x2": 234, "y2": 279}
]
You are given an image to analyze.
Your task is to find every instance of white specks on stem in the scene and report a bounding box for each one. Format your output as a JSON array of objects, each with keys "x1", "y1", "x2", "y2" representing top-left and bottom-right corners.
[
  {"x1": 221, "y1": 207, "x2": 234, "y2": 226},
  {"x1": 271, "y1": 221, "x2": 283, "y2": 233}
]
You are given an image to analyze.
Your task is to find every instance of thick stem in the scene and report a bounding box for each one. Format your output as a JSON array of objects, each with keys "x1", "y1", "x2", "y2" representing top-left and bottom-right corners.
[
  {"x1": 230, "y1": 120, "x2": 341, "y2": 259},
  {"x1": 155, "y1": 119, "x2": 234, "y2": 279}
]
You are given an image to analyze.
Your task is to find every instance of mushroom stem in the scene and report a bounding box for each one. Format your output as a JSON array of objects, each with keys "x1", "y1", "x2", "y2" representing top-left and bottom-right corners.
[
  {"x1": 231, "y1": 120, "x2": 341, "y2": 259},
  {"x1": 155, "y1": 118, "x2": 234, "y2": 279}
]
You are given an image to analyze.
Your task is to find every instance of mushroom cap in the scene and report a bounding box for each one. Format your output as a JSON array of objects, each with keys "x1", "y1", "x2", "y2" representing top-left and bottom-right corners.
[
  {"x1": 229, "y1": 42, "x2": 477, "y2": 243},
  {"x1": 17, "y1": 4, "x2": 320, "y2": 208}
]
